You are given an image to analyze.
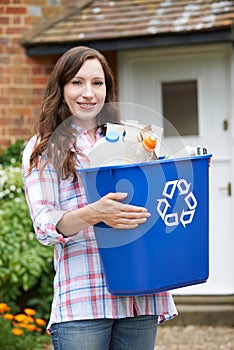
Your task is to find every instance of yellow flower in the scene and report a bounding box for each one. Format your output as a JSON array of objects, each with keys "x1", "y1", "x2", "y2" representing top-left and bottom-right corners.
[
  {"x1": 14, "y1": 314, "x2": 28, "y2": 322},
  {"x1": 24, "y1": 316, "x2": 34, "y2": 324},
  {"x1": 2, "y1": 313, "x2": 14, "y2": 320},
  {"x1": 24, "y1": 308, "x2": 36, "y2": 316},
  {"x1": 25, "y1": 324, "x2": 37, "y2": 332},
  {"x1": 0, "y1": 303, "x2": 11, "y2": 313},
  {"x1": 12, "y1": 328, "x2": 24, "y2": 336},
  {"x1": 35, "y1": 318, "x2": 46, "y2": 326},
  {"x1": 16, "y1": 322, "x2": 28, "y2": 328}
]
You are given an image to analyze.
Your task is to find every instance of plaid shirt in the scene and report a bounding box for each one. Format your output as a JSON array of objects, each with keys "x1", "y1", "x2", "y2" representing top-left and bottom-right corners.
[{"x1": 22, "y1": 129, "x2": 177, "y2": 330}]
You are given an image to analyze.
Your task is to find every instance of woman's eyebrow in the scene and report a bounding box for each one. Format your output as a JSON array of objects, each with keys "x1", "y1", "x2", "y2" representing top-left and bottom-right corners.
[{"x1": 73, "y1": 75, "x2": 104, "y2": 79}]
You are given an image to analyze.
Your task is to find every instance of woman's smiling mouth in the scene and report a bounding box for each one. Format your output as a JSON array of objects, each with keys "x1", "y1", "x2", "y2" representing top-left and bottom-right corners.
[{"x1": 78, "y1": 102, "x2": 96, "y2": 110}]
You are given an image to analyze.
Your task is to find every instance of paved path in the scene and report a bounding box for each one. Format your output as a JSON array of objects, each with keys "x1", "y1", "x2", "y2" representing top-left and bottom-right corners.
[{"x1": 155, "y1": 325, "x2": 234, "y2": 350}]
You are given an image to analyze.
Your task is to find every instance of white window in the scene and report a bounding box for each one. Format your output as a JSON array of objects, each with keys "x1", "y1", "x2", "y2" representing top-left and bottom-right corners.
[{"x1": 162, "y1": 80, "x2": 199, "y2": 137}]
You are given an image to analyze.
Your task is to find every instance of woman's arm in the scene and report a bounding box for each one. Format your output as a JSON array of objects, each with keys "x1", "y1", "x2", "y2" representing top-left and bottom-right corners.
[
  {"x1": 57, "y1": 192, "x2": 151, "y2": 237},
  {"x1": 23, "y1": 136, "x2": 151, "y2": 242},
  {"x1": 22, "y1": 136, "x2": 69, "y2": 245}
]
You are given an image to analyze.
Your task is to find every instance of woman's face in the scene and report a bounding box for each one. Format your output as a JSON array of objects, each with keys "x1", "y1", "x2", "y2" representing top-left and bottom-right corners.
[{"x1": 63, "y1": 58, "x2": 106, "y2": 128}]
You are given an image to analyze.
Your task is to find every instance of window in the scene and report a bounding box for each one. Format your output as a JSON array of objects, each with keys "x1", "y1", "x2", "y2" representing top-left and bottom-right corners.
[{"x1": 162, "y1": 80, "x2": 198, "y2": 136}]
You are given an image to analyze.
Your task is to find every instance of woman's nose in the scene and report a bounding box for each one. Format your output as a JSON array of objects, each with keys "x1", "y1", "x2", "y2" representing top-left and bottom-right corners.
[{"x1": 82, "y1": 83, "x2": 94, "y2": 98}]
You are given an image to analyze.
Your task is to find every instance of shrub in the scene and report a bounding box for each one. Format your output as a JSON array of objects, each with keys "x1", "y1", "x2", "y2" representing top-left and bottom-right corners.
[
  {"x1": 0, "y1": 140, "x2": 54, "y2": 320},
  {"x1": 0, "y1": 139, "x2": 25, "y2": 167},
  {"x1": 0, "y1": 302, "x2": 51, "y2": 350}
]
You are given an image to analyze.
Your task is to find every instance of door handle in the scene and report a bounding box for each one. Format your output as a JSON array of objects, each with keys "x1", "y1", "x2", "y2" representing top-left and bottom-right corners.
[{"x1": 219, "y1": 182, "x2": 232, "y2": 196}]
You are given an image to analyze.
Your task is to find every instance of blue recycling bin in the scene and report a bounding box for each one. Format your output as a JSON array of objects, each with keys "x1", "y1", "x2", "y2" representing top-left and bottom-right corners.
[{"x1": 79, "y1": 154, "x2": 211, "y2": 295}]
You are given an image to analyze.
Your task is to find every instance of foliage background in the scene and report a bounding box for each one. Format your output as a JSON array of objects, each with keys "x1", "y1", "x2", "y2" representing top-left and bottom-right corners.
[{"x1": 0, "y1": 140, "x2": 54, "y2": 319}]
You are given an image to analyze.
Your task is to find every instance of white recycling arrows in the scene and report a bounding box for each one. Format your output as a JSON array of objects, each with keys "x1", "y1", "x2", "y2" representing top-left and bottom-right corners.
[
  {"x1": 163, "y1": 180, "x2": 178, "y2": 199},
  {"x1": 180, "y1": 208, "x2": 195, "y2": 227},
  {"x1": 157, "y1": 179, "x2": 197, "y2": 228},
  {"x1": 177, "y1": 179, "x2": 191, "y2": 195},
  {"x1": 184, "y1": 191, "x2": 197, "y2": 210},
  {"x1": 164, "y1": 212, "x2": 179, "y2": 226},
  {"x1": 156, "y1": 198, "x2": 170, "y2": 219}
]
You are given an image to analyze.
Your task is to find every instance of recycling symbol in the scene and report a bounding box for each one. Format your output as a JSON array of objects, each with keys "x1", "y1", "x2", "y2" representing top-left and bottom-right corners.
[{"x1": 157, "y1": 179, "x2": 197, "y2": 227}]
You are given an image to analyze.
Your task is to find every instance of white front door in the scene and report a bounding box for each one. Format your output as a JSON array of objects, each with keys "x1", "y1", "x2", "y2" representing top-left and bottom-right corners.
[{"x1": 118, "y1": 44, "x2": 234, "y2": 294}]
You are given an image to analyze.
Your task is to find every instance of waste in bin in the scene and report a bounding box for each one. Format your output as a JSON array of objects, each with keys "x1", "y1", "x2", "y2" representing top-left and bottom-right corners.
[{"x1": 79, "y1": 154, "x2": 211, "y2": 295}]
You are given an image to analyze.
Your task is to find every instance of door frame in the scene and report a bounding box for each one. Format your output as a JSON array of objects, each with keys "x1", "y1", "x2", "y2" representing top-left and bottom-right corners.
[{"x1": 117, "y1": 43, "x2": 234, "y2": 295}]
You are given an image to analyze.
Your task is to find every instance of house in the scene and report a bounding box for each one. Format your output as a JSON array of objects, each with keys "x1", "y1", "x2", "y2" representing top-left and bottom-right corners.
[{"x1": 1, "y1": 0, "x2": 234, "y2": 323}]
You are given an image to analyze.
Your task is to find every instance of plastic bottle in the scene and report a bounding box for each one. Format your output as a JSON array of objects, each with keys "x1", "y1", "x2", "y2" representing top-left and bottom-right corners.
[
  {"x1": 174, "y1": 145, "x2": 196, "y2": 158},
  {"x1": 106, "y1": 131, "x2": 119, "y2": 143},
  {"x1": 196, "y1": 147, "x2": 207, "y2": 155},
  {"x1": 174, "y1": 145, "x2": 207, "y2": 158},
  {"x1": 88, "y1": 131, "x2": 127, "y2": 167},
  {"x1": 135, "y1": 135, "x2": 157, "y2": 162}
]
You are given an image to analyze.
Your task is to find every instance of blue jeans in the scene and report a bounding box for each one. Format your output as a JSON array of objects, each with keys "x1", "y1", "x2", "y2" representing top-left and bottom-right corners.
[{"x1": 50, "y1": 315, "x2": 158, "y2": 350}]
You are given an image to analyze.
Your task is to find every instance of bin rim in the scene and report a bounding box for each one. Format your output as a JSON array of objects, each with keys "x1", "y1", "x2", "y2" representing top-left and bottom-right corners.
[{"x1": 78, "y1": 153, "x2": 212, "y2": 173}]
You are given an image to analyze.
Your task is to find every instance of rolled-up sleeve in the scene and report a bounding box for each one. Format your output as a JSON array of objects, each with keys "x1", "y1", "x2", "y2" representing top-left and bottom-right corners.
[{"x1": 22, "y1": 136, "x2": 70, "y2": 246}]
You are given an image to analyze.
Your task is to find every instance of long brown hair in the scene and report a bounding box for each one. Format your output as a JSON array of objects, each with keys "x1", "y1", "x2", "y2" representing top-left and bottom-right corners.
[{"x1": 29, "y1": 46, "x2": 119, "y2": 180}]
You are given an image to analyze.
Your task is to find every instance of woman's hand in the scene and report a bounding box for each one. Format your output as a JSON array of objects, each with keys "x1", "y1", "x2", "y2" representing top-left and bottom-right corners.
[
  {"x1": 57, "y1": 192, "x2": 151, "y2": 237},
  {"x1": 89, "y1": 192, "x2": 151, "y2": 229}
]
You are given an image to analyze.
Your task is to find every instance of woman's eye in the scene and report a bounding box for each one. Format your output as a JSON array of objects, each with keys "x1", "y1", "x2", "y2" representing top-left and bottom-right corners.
[
  {"x1": 72, "y1": 80, "x2": 82, "y2": 85},
  {"x1": 94, "y1": 81, "x2": 104, "y2": 86}
]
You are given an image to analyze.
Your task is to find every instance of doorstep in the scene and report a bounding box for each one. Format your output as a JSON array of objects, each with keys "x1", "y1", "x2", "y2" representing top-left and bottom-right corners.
[{"x1": 166, "y1": 295, "x2": 234, "y2": 327}]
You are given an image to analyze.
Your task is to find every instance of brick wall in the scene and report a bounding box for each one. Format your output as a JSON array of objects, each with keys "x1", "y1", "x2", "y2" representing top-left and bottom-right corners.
[
  {"x1": 0, "y1": 1, "x2": 118, "y2": 153},
  {"x1": 0, "y1": 0, "x2": 81, "y2": 151}
]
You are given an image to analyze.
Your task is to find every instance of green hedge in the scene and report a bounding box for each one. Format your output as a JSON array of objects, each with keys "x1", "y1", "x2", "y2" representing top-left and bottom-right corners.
[{"x1": 0, "y1": 140, "x2": 54, "y2": 320}]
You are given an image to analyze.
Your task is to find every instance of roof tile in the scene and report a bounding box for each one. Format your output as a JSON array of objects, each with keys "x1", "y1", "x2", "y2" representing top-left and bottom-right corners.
[{"x1": 21, "y1": 0, "x2": 234, "y2": 46}]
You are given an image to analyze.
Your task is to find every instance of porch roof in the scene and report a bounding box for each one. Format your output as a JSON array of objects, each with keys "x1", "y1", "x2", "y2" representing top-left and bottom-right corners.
[{"x1": 21, "y1": 0, "x2": 234, "y2": 56}]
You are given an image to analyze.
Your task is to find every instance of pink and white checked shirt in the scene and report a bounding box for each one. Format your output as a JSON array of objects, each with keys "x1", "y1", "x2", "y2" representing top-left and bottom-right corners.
[{"x1": 22, "y1": 128, "x2": 177, "y2": 330}]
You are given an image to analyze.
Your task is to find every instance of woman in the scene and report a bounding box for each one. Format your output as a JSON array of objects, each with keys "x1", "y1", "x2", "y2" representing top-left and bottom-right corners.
[{"x1": 22, "y1": 46, "x2": 177, "y2": 350}]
